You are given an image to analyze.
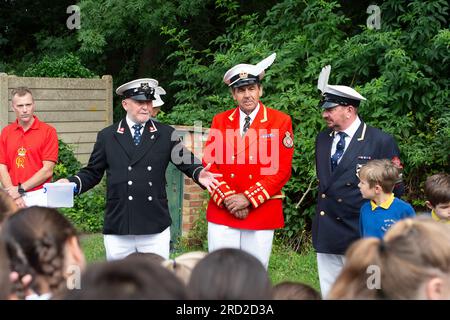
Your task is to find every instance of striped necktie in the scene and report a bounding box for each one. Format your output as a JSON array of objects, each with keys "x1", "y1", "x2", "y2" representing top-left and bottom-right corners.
[{"x1": 242, "y1": 116, "x2": 251, "y2": 137}]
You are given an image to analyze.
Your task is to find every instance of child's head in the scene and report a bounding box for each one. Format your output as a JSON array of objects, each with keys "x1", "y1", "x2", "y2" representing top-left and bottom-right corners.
[
  {"x1": 162, "y1": 251, "x2": 207, "y2": 285},
  {"x1": 357, "y1": 159, "x2": 399, "y2": 199},
  {"x1": 328, "y1": 217, "x2": 450, "y2": 300},
  {"x1": 424, "y1": 173, "x2": 450, "y2": 221},
  {"x1": 1, "y1": 206, "x2": 85, "y2": 297},
  {"x1": 0, "y1": 189, "x2": 18, "y2": 228},
  {"x1": 188, "y1": 248, "x2": 272, "y2": 299},
  {"x1": 0, "y1": 239, "x2": 11, "y2": 299},
  {"x1": 273, "y1": 281, "x2": 321, "y2": 300},
  {"x1": 64, "y1": 255, "x2": 188, "y2": 300}
]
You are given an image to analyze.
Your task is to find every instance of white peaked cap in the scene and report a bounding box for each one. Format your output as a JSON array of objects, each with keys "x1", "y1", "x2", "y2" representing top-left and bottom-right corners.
[
  {"x1": 116, "y1": 78, "x2": 159, "y2": 96},
  {"x1": 317, "y1": 65, "x2": 366, "y2": 108},
  {"x1": 223, "y1": 53, "x2": 276, "y2": 87}
]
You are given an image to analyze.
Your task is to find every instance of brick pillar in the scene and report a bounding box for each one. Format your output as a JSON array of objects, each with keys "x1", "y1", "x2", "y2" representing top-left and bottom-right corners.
[{"x1": 173, "y1": 125, "x2": 208, "y2": 236}]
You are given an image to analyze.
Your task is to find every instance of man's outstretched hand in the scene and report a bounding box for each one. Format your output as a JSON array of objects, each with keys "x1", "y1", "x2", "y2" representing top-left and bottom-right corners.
[{"x1": 198, "y1": 163, "x2": 222, "y2": 193}]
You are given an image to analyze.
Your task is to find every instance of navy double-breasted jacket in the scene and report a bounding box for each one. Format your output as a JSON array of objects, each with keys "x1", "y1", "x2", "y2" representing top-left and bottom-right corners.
[
  {"x1": 69, "y1": 118, "x2": 203, "y2": 235},
  {"x1": 312, "y1": 121, "x2": 403, "y2": 254}
]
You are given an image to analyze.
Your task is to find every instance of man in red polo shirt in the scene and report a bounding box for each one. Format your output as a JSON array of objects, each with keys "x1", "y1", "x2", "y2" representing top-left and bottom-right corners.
[{"x1": 0, "y1": 87, "x2": 58, "y2": 208}]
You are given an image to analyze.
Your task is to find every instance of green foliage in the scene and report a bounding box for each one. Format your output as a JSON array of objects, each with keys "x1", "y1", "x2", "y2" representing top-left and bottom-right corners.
[
  {"x1": 53, "y1": 140, "x2": 82, "y2": 181},
  {"x1": 179, "y1": 210, "x2": 208, "y2": 252},
  {"x1": 162, "y1": 0, "x2": 450, "y2": 248},
  {"x1": 55, "y1": 140, "x2": 104, "y2": 233},
  {"x1": 80, "y1": 233, "x2": 106, "y2": 262},
  {"x1": 269, "y1": 237, "x2": 319, "y2": 289},
  {"x1": 22, "y1": 53, "x2": 97, "y2": 78},
  {"x1": 60, "y1": 180, "x2": 106, "y2": 233}
]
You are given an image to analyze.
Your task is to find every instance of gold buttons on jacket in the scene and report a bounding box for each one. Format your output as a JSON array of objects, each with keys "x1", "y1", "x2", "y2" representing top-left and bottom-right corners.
[
  {"x1": 320, "y1": 211, "x2": 325, "y2": 216},
  {"x1": 249, "y1": 175, "x2": 253, "y2": 179},
  {"x1": 230, "y1": 173, "x2": 235, "y2": 178}
]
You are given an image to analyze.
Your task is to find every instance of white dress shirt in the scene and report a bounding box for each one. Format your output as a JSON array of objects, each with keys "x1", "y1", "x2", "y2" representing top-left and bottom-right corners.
[
  {"x1": 239, "y1": 103, "x2": 260, "y2": 136},
  {"x1": 330, "y1": 116, "x2": 361, "y2": 164},
  {"x1": 126, "y1": 116, "x2": 145, "y2": 137}
]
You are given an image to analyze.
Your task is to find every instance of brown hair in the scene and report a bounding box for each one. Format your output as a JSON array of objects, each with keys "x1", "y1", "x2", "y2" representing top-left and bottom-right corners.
[
  {"x1": 1, "y1": 206, "x2": 78, "y2": 297},
  {"x1": 273, "y1": 281, "x2": 321, "y2": 300},
  {"x1": 0, "y1": 239, "x2": 11, "y2": 299},
  {"x1": 358, "y1": 159, "x2": 399, "y2": 193},
  {"x1": 63, "y1": 255, "x2": 189, "y2": 300},
  {"x1": 424, "y1": 173, "x2": 450, "y2": 206},
  {"x1": 11, "y1": 87, "x2": 33, "y2": 100},
  {"x1": 328, "y1": 217, "x2": 450, "y2": 299},
  {"x1": 188, "y1": 248, "x2": 272, "y2": 300},
  {"x1": 0, "y1": 189, "x2": 18, "y2": 226}
]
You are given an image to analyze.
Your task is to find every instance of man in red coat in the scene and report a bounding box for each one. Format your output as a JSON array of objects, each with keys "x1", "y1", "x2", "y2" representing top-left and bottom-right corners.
[{"x1": 203, "y1": 53, "x2": 294, "y2": 268}]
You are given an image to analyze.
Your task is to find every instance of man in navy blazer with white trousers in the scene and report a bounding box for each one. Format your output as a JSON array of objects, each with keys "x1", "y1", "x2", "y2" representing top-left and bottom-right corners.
[
  {"x1": 58, "y1": 78, "x2": 220, "y2": 261},
  {"x1": 313, "y1": 66, "x2": 404, "y2": 298}
]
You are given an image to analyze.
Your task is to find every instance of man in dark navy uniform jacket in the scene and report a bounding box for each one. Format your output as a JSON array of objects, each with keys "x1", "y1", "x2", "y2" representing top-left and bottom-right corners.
[
  {"x1": 313, "y1": 66, "x2": 403, "y2": 297},
  {"x1": 58, "y1": 78, "x2": 220, "y2": 260}
]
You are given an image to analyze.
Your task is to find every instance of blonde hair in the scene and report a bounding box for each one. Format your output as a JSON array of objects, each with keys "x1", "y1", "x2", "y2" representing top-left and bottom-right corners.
[
  {"x1": 328, "y1": 217, "x2": 450, "y2": 299},
  {"x1": 358, "y1": 159, "x2": 399, "y2": 193},
  {"x1": 162, "y1": 251, "x2": 206, "y2": 285}
]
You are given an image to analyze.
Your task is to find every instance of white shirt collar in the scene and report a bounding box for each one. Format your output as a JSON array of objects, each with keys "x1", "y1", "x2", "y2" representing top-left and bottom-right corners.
[
  {"x1": 337, "y1": 116, "x2": 361, "y2": 140},
  {"x1": 126, "y1": 116, "x2": 146, "y2": 133},
  {"x1": 239, "y1": 103, "x2": 260, "y2": 135}
]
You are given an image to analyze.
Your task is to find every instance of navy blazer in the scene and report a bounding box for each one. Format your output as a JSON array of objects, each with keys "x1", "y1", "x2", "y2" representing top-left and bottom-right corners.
[
  {"x1": 69, "y1": 118, "x2": 203, "y2": 235},
  {"x1": 312, "y1": 121, "x2": 403, "y2": 254}
]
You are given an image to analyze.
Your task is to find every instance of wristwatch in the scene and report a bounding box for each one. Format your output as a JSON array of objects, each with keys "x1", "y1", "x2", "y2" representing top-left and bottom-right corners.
[{"x1": 18, "y1": 183, "x2": 26, "y2": 196}]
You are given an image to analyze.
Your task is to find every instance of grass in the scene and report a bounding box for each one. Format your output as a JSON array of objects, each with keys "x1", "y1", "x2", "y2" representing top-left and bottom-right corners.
[
  {"x1": 80, "y1": 233, "x2": 319, "y2": 291},
  {"x1": 79, "y1": 233, "x2": 106, "y2": 263}
]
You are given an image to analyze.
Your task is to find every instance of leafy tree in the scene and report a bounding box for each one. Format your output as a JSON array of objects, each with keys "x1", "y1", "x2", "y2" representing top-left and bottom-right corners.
[
  {"x1": 0, "y1": 0, "x2": 77, "y2": 74},
  {"x1": 22, "y1": 53, "x2": 97, "y2": 78},
  {"x1": 161, "y1": 0, "x2": 449, "y2": 249}
]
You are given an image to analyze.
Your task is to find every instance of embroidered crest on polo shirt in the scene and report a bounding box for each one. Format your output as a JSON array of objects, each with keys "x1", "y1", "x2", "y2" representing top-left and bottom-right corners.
[
  {"x1": 282, "y1": 132, "x2": 293, "y2": 148},
  {"x1": 16, "y1": 146, "x2": 26, "y2": 168}
]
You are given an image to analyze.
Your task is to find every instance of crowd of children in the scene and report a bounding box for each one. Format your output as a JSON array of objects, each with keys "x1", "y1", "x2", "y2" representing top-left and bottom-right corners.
[{"x1": 0, "y1": 169, "x2": 449, "y2": 300}]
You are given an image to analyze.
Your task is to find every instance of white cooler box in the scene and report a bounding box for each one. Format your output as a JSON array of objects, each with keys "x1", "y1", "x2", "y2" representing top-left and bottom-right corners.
[{"x1": 43, "y1": 182, "x2": 76, "y2": 208}]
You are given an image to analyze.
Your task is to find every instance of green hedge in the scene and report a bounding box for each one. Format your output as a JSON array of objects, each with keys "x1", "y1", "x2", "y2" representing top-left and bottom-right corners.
[
  {"x1": 162, "y1": 0, "x2": 450, "y2": 248},
  {"x1": 55, "y1": 140, "x2": 105, "y2": 233}
]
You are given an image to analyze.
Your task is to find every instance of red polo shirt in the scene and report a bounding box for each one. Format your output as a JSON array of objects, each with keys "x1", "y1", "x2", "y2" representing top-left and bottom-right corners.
[{"x1": 0, "y1": 116, "x2": 58, "y2": 191}]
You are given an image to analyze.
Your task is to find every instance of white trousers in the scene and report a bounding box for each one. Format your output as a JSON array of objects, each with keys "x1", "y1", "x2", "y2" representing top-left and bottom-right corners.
[
  {"x1": 103, "y1": 227, "x2": 170, "y2": 261},
  {"x1": 23, "y1": 189, "x2": 47, "y2": 207},
  {"x1": 317, "y1": 252, "x2": 346, "y2": 299},
  {"x1": 207, "y1": 222, "x2": 274, "y2": 269}
]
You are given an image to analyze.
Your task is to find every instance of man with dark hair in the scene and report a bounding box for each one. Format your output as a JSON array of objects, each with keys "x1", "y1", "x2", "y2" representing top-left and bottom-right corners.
[
  {"x1": 0, "y1": 87, "x2": 58, "y2": 208},
  {"x1": 313, "y1": 65, "x2": 404, "y2": 298}
]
